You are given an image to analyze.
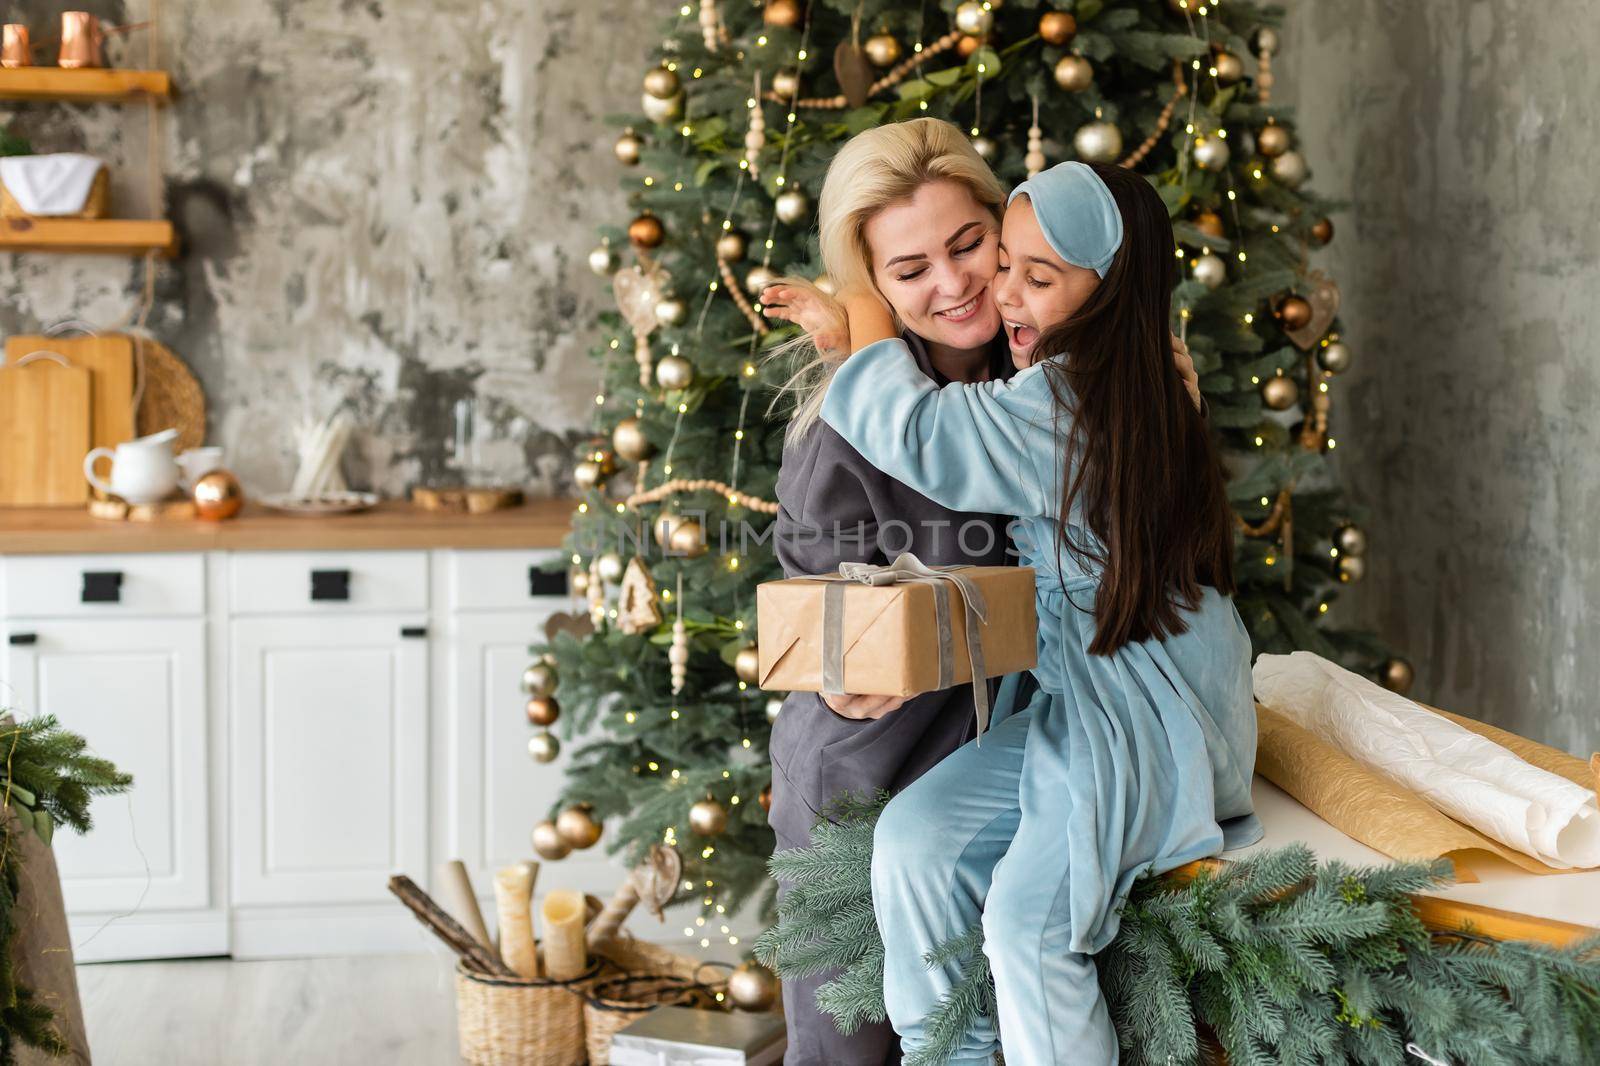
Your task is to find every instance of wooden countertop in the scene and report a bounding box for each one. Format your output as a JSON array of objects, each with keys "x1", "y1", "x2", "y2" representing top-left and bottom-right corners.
[{"x1": 0, "y1": 498, "x2": 579, "y2": 554}]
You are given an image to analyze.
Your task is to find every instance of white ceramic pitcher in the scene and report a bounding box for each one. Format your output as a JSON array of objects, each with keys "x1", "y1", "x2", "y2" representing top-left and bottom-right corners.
[{"x1": 84, "y1": 428, "x2": 181, "y2": 504}]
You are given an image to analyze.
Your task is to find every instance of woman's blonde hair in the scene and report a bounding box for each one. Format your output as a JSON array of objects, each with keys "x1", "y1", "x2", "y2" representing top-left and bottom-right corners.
[{"x1": 770, "y1": 118, "x2": 1006, "y2": 441}]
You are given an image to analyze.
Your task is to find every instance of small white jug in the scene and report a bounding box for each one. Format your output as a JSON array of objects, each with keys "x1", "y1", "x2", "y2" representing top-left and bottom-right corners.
[{"x1": 84, "y1": 428, "x2": 181, "y2": 505}]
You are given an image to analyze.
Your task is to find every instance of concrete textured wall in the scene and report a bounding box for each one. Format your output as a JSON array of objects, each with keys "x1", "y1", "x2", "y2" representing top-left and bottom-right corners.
[
  {"x1": 1, "y1": 0, "x2": 654, "y2": 495},
  {"x1": 1281, "y1": 2, "x2": 1600, "y2": 754}
]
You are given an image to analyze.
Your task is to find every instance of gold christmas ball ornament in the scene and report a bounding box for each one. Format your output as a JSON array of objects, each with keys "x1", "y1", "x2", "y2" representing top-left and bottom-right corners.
[
  {"x1": 668, "y1": 518, "x2": 708, "y2": 558},
  {"x1": 763, "y1": 0, "x2": 801, "y2": 28},
  {"x1": 1193, "y1": 135, "x2": 1231, "y2": 171},
  {"x1": 734, "y1": 643, "x2": 761, "y2": 684},
  {"x1": 745, "y1": 264, "x2": 779, "y2": 295},
  {"x1": 956, "y1": 33, "x2": 984, "y2": 59},
  {"x1": 954, "y1": 2, "x2": 993, "y2": 37},
  {"x1": 1260, "y1": 374, "x2": 1299, "y2": 411},
  {"x1": 771, "y1": 69, "x2": 801, "y2": 99},
  {"x1": 528, "y1": 730, "x2": 561, "y2": 763},
  {"x1": 1191, "y1": 252, "x2": 1227, "y2": 290},
  {"x1": 1039, "y1": 11, "x2": 1077, "y2": 46},
  {"x1": 715, "y1": 229, "x2": 749, "y2": 263},
  {"x1": 1073, "y1": 120, "x2": 1123, "y2": 164},
  {"x1": 1053, "y1": 55, "x2": 1093, "y2": 92},
  {"x1": 1276, "y1": 294, "x2": 1314, "y2": 331},
  {"x1": 614, "y1": 127, "x2": 643, "y2": 165},
  {"x1": 570, "y1": 568, "x2": 590, "y2": 595},
  {"x1": 1335, "y1": 524, "x2": 1368, "y2": 557},
  {"x1": 1338, "y1": 554, "x2": 1367, "y2": 583},
  {"x1": 759, "y1": 782, "x2": 773, "y2": 812},
  {"x1": 654, "y1": 296, "x2": 689, "y2": 328},
  {"x1": 611, "y1": 416, "x2": 654, "y2": 462},
  {"x1": 654, "y1": 353, "x2": 695, "y2": 391},
  {"x1": 587, "y1": 243, "x2": 618, "y2": 276},
  {"x1": 628, "y1": 212, "x2": 665, "y2": 249},
  {"x1": 556, "y1": 803, "x2": 603, "y2": 849},
  {"x1": 1318, "y1": 341, "x2": 1352, "y2": 375},
  {"x1": 522, "y1": 661, "x2": 559, "y2": 697},
  {"x1": 1256, "y1": 122, "x2": 1291, "y2": 158},
  {"x1": 1212, "y1": 51, "x2": 1244, "y2": 85},
  {"x1": 1270, "y1": 149, "x2": 1308, "y2": 188},
  {"x1": 643, "y1": 66, "x2": 680, "y2": 100},
  {"x1": 596, "y1": 551, "x2": 625, "y2": 584},
  {"x1": 765, "y1": 697, "x2": 784, "y2": 723},
  {"x1": 727, "y1": 960, "x2": 780, "y2": 1012},
  {"x1": 774, "y1": 186, "x2": 810, "y2": 225},
  {"x1": 531, "y1": 818, "x2": 572, "y2": 860},
  {"x1": 970, "y1": 135, "x2": 997, "y2": 162},
  {"x1": 689, "y1": 795, "x2": 729, "y2": 836},
  {"x1": 193, "y1": 469, "x2": 244, "y2": 521},
  {"x1": 652, "y1": 508, "x2": 687, "y2": 548},
  {"x1": 641, "y1": 89, "x2": 685, "y2": 125},
  {"x1": 573, "y1": 460, "x2": 602, "y2": 491},
  {"x1": 1311, "y1": 217, "x2": 1335, "y2": 245},
  {"x1": 864, "y1": 33, "x2": 901, "y2": 67},
  {"x1": 526, "y1": 695, "x2": 561, "y2": 727},
  {"x1": 1380, "y1": 657, "x2": 1415, "y2": 695},
  {"x1": 1194, "y1": 210, "x2": 1225, "y2": 239}
]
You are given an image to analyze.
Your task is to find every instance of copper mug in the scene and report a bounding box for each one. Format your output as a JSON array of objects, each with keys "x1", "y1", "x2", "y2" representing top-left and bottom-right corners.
[
  {"x1": 58, "y1": 12, "x2": 104, "y2": 69},
  {"x1": 1, "y1": 24, "x2": 29, "y2": 68}
]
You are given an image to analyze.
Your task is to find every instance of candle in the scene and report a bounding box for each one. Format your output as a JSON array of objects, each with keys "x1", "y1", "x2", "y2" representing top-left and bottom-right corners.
[
  {"x1": 540, "y1": 889, "x2": 588, "y2": 981},
  {"x1": 493, "y1": 864, "x2": 538, "y2": 978}
]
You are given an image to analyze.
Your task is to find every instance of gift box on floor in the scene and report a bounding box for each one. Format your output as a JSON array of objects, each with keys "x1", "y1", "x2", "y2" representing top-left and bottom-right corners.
[
  {"x1": 756, "y1": 554, "x2": 1036, "y2": 698},
  {"x1": 608, "y1": 1005, "x2": 786, "y2": 1065}
]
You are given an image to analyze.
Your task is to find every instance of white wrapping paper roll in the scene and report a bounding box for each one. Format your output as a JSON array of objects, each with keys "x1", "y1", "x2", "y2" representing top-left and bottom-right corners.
[
  {"x1": 1254, "y1": 651, "x2": 1600, "y2": 869},
  {"x1": 434, "y1": 860, "x2": 491, "y2": 949},
  {"x1": 493, "y1": 864, "x2": 538, "y2": 978}
]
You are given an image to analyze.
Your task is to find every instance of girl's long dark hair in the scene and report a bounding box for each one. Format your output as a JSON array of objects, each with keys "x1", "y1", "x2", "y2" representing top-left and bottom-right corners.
[{"x1": 1034, "y1": 163, "x2": 1236, "y2": 655}]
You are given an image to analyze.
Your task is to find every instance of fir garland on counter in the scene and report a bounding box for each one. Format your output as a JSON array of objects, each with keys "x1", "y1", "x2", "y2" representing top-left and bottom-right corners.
[
  {"x1": 0, "y1": 715, "x2": 131, "y2": 1064},
  {"x1": 754, "y1": 793, "x2": 1600, "y2": 1066}
]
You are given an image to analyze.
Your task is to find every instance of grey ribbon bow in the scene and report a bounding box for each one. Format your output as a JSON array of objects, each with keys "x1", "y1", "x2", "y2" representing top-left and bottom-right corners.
[{"x1": 818, "y1": 552, "x2": 993, "y2": 743}]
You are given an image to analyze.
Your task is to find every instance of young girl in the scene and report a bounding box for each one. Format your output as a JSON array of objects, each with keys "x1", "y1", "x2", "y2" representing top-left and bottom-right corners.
[{"x1": 815, "y1": 161, "x2": 1262, "y2": 1064}]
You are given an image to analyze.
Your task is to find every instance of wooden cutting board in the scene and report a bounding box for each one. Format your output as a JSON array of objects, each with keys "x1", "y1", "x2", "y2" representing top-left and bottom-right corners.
[
  {"x1": 0, "y1": 352, "x2": 91, "y2": 506},
  {"x1": 5, "y1": 333, "x2": 135, "y2": 452}
]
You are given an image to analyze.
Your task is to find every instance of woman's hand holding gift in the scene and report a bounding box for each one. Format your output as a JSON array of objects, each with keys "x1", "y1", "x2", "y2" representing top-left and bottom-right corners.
[{"x1": 821, "y1": 693, "x2": 908, "y2": 720}]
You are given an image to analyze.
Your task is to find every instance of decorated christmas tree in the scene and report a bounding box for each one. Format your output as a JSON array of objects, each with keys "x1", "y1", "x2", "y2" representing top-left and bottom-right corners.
[{"x1": 528, "y1": 0, "x2": 1406, "y2": 938}]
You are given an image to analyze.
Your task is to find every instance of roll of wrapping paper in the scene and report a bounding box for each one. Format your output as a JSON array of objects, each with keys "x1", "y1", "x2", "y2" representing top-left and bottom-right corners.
[
  {"x1": 435, "y1": 860, "x2": 492, "y2": 949},
  {"x1": 1255, "y1": 702, "x2": 1599, "y2": 880},
  {"x1": 540, "y1": 889, "x2": 588, "y2": 981},
  {"x1": 493, "y1": 864, "x2": 539, "y2": 977}
]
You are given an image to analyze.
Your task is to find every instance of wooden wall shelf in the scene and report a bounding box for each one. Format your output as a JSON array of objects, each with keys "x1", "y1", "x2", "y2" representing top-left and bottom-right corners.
[
  {"x1": 0, "y1": 217, "x2": 177, "y2": 257},
  {"x1": 0, "y1": 67, "x2": 173, "y2": 104}
]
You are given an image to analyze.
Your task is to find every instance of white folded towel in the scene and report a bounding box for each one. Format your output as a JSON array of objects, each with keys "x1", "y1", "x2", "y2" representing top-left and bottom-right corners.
[
  {"x1": 1254, "y1": 650, "x2": 1600, "y2": 869},
  {"x1": 0, "y1": 153, "x2": 105, "y2": 215}
]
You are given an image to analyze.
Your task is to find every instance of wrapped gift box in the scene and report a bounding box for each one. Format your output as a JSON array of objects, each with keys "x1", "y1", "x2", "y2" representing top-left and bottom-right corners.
[
  {"x1": 609, "y1": 1005, "x2": 786, "y2": 1065},
  {"x1": 756, "y1": 562, "x2": 1037, "y2": 698}
]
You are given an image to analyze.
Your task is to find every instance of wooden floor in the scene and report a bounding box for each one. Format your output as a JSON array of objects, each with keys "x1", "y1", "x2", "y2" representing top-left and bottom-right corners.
[{"x1": 77, "y1": 954, "x2": 460, "y2": 1065}]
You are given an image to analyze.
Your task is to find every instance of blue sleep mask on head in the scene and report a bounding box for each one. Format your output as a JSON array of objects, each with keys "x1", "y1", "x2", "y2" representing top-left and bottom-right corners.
[{"x1": 1007, "y1": 161, "x2": 1123, "y2": 278}]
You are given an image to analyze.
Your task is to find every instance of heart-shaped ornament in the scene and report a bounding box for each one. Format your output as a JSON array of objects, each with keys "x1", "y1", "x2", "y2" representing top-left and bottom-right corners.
[
  {"x1": 1285, "y1": 270, "x2": 1341, "y2": 350},
  {"x1": 544, "y1": 611, "x2": 596, "y2": 643},
  {"x1": 612, "y1": 266, "x2": 666, "y2": 335},
  {"x1": 834, "y1": 40, "x2": 875, "y2": 109}
]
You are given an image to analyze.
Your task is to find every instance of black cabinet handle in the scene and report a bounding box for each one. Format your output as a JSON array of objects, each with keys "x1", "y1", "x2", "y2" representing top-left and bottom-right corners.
[
  {"x1": 400, "y1": 626, "x2": 428, "y2": 639},
  {"x1": 81, "y1": 570, "x2": 124, "y2": 604},
  {"x1": 8, "y1": 633, "x2": 37, "y2": 646},
  {"x1": 310, "y1": 569, "x2": 351, "y2": 602},
  {"x1": 528, "y1": 567, "x2": 568, "y2": 597}
]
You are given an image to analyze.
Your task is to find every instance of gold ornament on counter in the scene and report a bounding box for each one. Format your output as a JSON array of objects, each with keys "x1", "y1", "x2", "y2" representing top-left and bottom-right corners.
[
  {"x1": 1257, "y1": 121, "x2": 1291, "y2": 158},
  {"x1": 1193, "y1": 135, "x2": 1230, "y2": 171},
  {"x1": 1194, "y1": 210, "x2": 1225, "y2": 239},
  {"x1": 733, "y1": 643, "x2": 761, "y2": 685},
  {"x1": 654, "y1": 296, "x2": 689, "y2": 328},
  {"x1": 1260, "y1": 374, "x2": 1299, "y2": 411},
  {"x1": 523, "y1": 662, "x2": 559, "y2": 697},
  {"x1": 1053, "y1": 55, "x2": 1093, "y2": 92},
  {"x1": 526, "y1": 696, "x2": 561, "y2": 727},
  {"x1": 1335, "y1": 524, "x2": 1368, "y2": 557},
  {"x1": 763, "y1": 0, "x2": 801, "y2": 28},
  {"x1": 1312, "y1": 217, "x2": 1335, "y2": 245},
  {"x1": 1039, "y1": 11, "x2": 1077, "y2": 46},
  {"x1": 1380, "y1": 657, "x2": 1415, "y2": 696},
  {"x1": 1318, "y1": 341, "x2": 1351, "y2": 375},
  {"x1": 655, "y1": 353, "x2": 695, "y2": 391},
  {"x1": 715, "y1": 229, "x2": 749, "y2": 263},
  {"x1": 864, "y1": 33, "x2": 901, "y2": 67},
  {"x1": 727, "y1": 960, "x2": 780, "y2": 1011},
  {"x1": 1270, "y1": 149, "x2": 1308, "y2": 188},
  {"x1": 532, "y1": 818, "x2": 573, "y2": 860},
  {"x1": 1338, "y1": 555, "x2": 1366, "y2": 583},
  {"x1": 774, "y1": 186, "x2": 810, "y2": 225},
  {"x1": 193, "y1": 469, "x2": 244, "y2": 521},
  {"x1": 596, "y1": 552, "x2": 626, "y2": 585},
  {"x1": 954, "y1": 1, "x2": 994, "y2": 37},
  {"x1": 643, "y1": 65, "x2": 681, "y2": 100},
  {"x1": 528, "y1": 730, "x2": 561, "y2": 763},
  {"x1": 1212, "y1": 51, "x2": 1243, "y2": 86},
  {"x1": 1191, "y1": 252, "x2": 1227, "y2": 290},
  {"x1": 1073, "y1": 120, "x2": 1123, "y2": 164},
  {"x1": 745, "y1": 264, "x2": 779, "y2": 295},
  {"x1": 612, "y1": 416, "x2": 654, "y2": 462},
  {"x1": 668, "y1": 518, "x2": 708, "y2": 558},
  {"x1": 556, "y1": 803, "x2": 603, "y2": 849},
  {"x1": 689, "y1": 795, "x2": 729, "y2": 836},
  {"x1": 588, "y1": 242, "x2": 618, "y2": 276},
  {"x1": 629, "y1": 213, "x2": 665, "y2": 249},
  {"x1": 617, "y1": 556, "x2": 664, "y2": 634},
  {"x1": 614, "y1": 127, "x2": 643, "y2": 165}
]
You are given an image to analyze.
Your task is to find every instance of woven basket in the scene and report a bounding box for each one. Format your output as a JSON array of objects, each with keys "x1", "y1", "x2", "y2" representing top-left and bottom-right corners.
[
  {"x1": 583, "y1": 936, "x2": 736, "y2": 1065},
  {"x1": 455, "y1": 957, "x2": 601, "y2": 1066},
  {"x1": 0, "y1": 166, "x2": 109, "y2": 219}
]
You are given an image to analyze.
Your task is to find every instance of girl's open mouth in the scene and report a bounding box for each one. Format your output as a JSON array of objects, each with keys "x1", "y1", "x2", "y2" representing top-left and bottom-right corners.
[
  {"x1": 934, "y1": 289, "x2": 986, "y2": 322},
  {"x1": 1005, "y1": 319, "x2": 1039, "y2": 351}
]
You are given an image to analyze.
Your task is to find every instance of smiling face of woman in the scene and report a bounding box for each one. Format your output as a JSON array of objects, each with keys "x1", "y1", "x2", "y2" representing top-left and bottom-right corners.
[
  {"x1": 861, "y1": 179, "x2": 1002, "y2": 353},
  {"x1": 993, "y1": 194, "x2": 1103, "y2": 366}
]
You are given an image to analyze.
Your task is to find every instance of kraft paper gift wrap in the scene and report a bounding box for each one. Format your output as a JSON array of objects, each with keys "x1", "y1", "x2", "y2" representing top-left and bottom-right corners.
[{"x1": 755, "y1": 559, "x2": 1037, "y2": 700}]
